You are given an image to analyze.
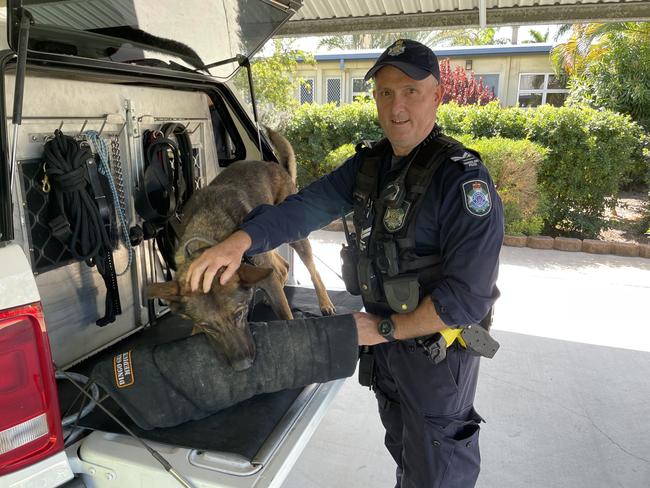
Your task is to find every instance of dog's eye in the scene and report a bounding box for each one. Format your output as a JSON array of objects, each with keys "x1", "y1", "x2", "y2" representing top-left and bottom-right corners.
[{"x1": 235, "y1": 308, "x2": 248, "y2": 322}]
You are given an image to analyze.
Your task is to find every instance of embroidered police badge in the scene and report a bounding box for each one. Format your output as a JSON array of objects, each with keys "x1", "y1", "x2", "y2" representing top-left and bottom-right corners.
[
  {"x1": 388, "y1": 39, "x2": 406, "y2": 57},
  {"x1": 462, "y1": 180, "x2": 492, "y2": 217},
  {"x1": 383, "y1": 201, "x2": 411, "y2": 232}
]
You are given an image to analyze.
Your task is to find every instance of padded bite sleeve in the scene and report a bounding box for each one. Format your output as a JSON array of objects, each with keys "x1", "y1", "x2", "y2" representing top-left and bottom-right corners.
[{"x1": 91, "y1": 314, "x2": 358, "y2": 429}]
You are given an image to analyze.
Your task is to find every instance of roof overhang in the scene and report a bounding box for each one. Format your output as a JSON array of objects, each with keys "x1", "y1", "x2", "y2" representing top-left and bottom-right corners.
[{"x1": 280, "y1": 1, "x2": 650, "y2": 36}]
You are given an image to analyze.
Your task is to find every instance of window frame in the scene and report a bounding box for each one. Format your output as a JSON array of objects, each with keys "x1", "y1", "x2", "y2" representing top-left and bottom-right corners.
[
  {"x1": 517, "y1": 72, "x2": 569, "y2": 107},
  {"x1": 350, "y1": 76, "x2": 372, "y2": 102},
  {"x1": 473, "y1": 73, "x2": 500, "y2": 98}
]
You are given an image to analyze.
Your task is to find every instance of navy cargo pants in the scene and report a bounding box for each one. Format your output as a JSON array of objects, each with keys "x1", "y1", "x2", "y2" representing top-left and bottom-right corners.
[{"x1": 373, "y1": 340, "x2": 482, "y2": 488}]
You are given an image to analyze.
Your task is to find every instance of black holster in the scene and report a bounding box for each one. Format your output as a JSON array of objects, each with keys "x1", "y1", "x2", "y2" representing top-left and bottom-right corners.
[
  {"x1": 358, "y1": 345, "x2": 375, "y2": 388},
  {"x1": 340, "y1": 243, "x2": 361, "y2": 295}
]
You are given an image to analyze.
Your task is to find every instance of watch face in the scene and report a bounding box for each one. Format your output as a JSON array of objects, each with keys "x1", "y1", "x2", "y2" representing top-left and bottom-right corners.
[{"x1": 379, "y1": 319, "x2": 393, "y2": 336}]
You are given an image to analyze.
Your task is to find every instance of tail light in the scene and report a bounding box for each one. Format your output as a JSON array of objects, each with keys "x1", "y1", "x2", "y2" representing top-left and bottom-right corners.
[{"x1": 0, "y1": 302, "x2": 63, "y2": 476}]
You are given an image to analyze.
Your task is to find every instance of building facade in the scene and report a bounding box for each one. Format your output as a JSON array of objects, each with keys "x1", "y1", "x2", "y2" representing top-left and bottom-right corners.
[{"x1": 295, "y1": 44, "x2": 567, "y2": 108}]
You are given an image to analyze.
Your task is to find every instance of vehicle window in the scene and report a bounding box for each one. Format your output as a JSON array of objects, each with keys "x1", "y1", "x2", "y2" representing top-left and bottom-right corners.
[{"x1": 209, "y1": 96, "x2": 246, "y2": 166}]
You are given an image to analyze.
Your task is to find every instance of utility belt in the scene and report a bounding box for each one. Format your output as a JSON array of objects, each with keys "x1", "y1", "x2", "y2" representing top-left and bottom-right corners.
[
  {"x1": 358, "y1": 318, "x2": 499, "y2": 388},
  {"x1": 345, "y1": 232, "x2": 500, "y2": 388}
]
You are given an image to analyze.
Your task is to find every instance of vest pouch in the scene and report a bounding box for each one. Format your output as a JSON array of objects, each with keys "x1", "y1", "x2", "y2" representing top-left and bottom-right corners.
[
  {"x1": 357, "y1": 255, "x2": 382, "y2": 302},
  {"x1": 340, "y1": 243, "x2": 361, "y2": 295},
  {"x1": 383, "y1": 274, "x2": 420, "y2": 313}
]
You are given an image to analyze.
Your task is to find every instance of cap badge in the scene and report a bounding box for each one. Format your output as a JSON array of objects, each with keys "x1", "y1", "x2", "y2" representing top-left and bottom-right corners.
[{"x1": 388, "y1": 39, "x2": 406, "y2": 57}]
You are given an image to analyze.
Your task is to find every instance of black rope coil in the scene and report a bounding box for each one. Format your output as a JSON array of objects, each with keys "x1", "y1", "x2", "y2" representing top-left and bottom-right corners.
[{"x1": 44, "y1": 130, "x2": 121, "y2": 326}]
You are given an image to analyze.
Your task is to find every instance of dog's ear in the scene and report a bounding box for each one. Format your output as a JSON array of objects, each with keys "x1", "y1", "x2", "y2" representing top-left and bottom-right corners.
[
  {"x1": 146, "y1": 281, "x2": 183, "y2": 301},
  {"x1": 237, "y1": 264, "x2": 273, "y2": 287}
]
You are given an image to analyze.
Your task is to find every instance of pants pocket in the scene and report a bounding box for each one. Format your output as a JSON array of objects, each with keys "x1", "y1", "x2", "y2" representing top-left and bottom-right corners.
[{"x1": 420, "y1": 408, "x2": 482, "y2": 488}]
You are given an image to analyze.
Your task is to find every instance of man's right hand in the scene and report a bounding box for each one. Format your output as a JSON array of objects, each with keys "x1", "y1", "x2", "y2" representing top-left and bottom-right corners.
[{"x1": 186, "y1": 230, "x2": 253, "y2": 293}]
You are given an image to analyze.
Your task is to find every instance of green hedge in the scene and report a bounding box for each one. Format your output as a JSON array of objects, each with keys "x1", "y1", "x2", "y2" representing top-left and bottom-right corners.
[
  {"x1": 439, "y1": 102, "x2": 648, "y2": 236},
  {"x1": 456, "y1": 136, "x2": 548, "y2": 236},
  {"x1": 288, "y1": 101, "x2": 647, "y2": 238},
  {"x1": 285, "y1": 100, "x2": 381, "y2": 188},
  {"x1": 325, "y1": 136, "x2": 547, "y2": 236}
]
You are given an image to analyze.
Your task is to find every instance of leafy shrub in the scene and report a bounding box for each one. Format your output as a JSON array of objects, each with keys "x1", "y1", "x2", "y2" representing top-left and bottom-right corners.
[
  {"x1": 324, "y1": 144, "x2": 356, "y2": 172},
  {"x1": 436, "y1": 101, "x2": 466, "y2": 134},
  {"x1": 285, "y1": 100, "x2": 381, "y2": 187},
  {"x1": 457, "y1": 135, "x2": 548, "y2": 235},
  {"x1": 439, "y1": 103, "x2": 646, "y2": 237},
  {"x1": 439, "y1": 59, "x2": 496, "y2": 105},
  {"x1": 286, "y1": 101, "x2": 646, "y2": 238}
]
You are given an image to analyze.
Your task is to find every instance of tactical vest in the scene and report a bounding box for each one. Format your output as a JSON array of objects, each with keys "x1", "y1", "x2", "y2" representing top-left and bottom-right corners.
[{"x1": 351, "y1": 130, "x2": 476, "y2": 316}]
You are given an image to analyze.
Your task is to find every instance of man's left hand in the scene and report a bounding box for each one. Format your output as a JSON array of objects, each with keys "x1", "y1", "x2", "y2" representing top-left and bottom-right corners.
[{"x1": 352, "y1": 312, "x2": 387, "y2": 346}]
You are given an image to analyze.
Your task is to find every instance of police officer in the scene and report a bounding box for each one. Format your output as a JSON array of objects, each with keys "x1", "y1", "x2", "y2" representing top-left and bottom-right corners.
[{"x1": 187, "y1": 39, "x2": 503, "y2": 487}]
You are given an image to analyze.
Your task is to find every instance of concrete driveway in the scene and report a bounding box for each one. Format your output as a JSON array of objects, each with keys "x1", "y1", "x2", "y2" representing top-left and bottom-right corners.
[{"x1": 285, "y1": 231, "x2": 650, "y2": 488}]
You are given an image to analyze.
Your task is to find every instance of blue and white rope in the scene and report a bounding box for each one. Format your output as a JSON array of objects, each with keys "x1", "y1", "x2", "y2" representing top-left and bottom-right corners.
[{"x1": 84, "y1": 130, "x2": 133, "y2": 275}]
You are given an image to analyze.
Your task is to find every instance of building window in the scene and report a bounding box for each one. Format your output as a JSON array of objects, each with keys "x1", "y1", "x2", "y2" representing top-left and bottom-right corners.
[
  {"x1": 300, "y1": 78, "x2": 314, "y2": 104},
  {"x1": 518, "y1": 73, "x2": 569, "y2": 108},
  {"x1": 326, "y1": 77, "x2": 342, "y2": 106},
  {"x1": 351, "y1": 77, "x2": 371, "y2": 102},
  {"x1": 474, "y1": 74, "x2": 499, "y2": 97}
]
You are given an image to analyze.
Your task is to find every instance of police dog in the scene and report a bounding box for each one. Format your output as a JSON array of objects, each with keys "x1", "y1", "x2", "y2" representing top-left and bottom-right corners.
[{"x1": 146, "y1": 129, "x2": 335, "y2": 371}]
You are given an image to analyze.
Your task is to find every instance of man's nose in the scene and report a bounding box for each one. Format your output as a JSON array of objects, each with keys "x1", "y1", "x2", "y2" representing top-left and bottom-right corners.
[{"x1": 390, "y1": 93, "x2": 406, "y2": 116}]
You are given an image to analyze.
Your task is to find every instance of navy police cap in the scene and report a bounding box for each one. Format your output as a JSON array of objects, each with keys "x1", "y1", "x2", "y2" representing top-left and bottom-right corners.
[{"x1": 364, "y1": 39, "x2": 440, "y2": 82}]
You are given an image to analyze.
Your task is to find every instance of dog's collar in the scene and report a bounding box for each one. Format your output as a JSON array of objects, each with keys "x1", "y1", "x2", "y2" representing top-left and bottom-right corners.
[
  {"x1": 182, "y1": 235, "x2": 255, "y2": 266},
  {"x1": 183, "y1": 236, "x2": 218, "y2": 259}
]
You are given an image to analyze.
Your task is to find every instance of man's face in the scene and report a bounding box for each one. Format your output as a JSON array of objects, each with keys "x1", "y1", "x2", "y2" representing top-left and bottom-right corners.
[{"x1": 373, "y1": 65, "x2": 444, "y2": 156}]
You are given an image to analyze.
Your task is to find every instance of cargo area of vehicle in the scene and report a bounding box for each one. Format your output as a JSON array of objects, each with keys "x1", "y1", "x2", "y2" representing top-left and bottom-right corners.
[{"x1": 57, "y1": 287, "x2": 361, "y2": 463}]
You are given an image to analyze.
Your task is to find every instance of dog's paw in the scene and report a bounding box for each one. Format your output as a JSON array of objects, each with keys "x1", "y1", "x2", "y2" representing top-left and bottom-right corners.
[{"x1": 320, "y1": 303, "x2": 336, "y2": 316}]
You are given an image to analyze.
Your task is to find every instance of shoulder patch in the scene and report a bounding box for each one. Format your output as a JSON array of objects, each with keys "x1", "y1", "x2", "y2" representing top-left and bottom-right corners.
[
  {"x1": 450, "y1": 150, "x2": 481, "y2": 171},
  {"x1": 461, "y1": 179, "x2": 492, "y2": 217}
]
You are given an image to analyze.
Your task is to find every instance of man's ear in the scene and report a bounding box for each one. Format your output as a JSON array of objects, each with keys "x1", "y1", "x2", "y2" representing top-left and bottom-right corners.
[
  {"x1": 146, "y1": 281, "x2": 182, "y2": 301},
  {"x1": 237, "y1": 264, "x2": 273, "y2": 287},
  {"x1": 434, "y1": 82, "x2": 445, "y2": 105}
]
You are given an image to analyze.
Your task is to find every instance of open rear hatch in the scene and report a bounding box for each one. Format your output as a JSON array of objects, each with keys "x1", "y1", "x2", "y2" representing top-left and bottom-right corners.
[{"x1": 6, "y1": 0, "x2": 301, "y2": 79}]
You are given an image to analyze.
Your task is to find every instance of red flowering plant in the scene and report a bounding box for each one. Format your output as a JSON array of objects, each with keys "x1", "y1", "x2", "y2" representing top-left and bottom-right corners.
[{"x1": 439, "y1": 58, "x2": 496, "y2": 105}]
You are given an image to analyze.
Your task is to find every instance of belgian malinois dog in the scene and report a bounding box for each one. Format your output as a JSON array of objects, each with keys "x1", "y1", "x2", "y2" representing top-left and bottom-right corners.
[{"x1": 147, "y1": 129, "x2": 335, "y2": 371}]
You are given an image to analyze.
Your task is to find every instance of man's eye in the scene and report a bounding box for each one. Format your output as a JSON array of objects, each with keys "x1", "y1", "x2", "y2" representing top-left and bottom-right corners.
[{"x1": 407, "y1": 88, "x2": 417, "y2": 94}]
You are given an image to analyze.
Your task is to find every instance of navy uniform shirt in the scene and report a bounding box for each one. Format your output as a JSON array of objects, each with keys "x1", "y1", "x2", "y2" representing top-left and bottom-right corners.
[{"x1": 240, "y1": 137, "x2": 504, "y2": 327}]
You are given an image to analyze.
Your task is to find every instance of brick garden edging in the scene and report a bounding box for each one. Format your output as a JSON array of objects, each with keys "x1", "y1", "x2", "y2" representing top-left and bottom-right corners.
[
  {"x1": 324, "y1": 220, "x2": 650, "y2": 259},
  {"x1": 503, "y1": 235, "x2": 650, "y2": 259}
]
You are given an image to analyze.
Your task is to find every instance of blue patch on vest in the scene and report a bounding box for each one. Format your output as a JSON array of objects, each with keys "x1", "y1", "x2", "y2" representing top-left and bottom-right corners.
[{"x1": 461, "y1": 179, "x2": 492, "y2": 217}]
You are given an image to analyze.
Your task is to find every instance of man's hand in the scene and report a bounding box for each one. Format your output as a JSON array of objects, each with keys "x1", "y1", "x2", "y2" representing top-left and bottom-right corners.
[
  {"x1": 352, "y1": 312, "x2": 388, "y2": 346},
  {"x1": 186, "y1": 230, "x2": 252, "y2": 293}
]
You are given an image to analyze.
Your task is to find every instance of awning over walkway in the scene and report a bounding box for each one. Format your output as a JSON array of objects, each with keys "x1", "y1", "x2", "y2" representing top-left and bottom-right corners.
[{"x1": 279, "y1": 0, "x2": 650, "y2": 36}]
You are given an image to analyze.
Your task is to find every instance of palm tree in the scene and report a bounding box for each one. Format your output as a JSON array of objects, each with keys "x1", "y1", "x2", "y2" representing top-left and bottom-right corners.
[
  {"x1": 318, "y1": 32, "x2": 431, "y2": 50},
  {"x1": 551, "y1": 22, "x2": 650, "y2": 77},
  {"x1": 423, "y1": 28, "x2": 508, "y2": 46},
  {"x1": 524, "y1": 29, "x2": 549, "y2": 43},
  {"x1": 318, "y1": 28, "x2": 509, "y2": 51},
  {"x1": 551, "y1": 23, "x2": 608, "y2": 77}
]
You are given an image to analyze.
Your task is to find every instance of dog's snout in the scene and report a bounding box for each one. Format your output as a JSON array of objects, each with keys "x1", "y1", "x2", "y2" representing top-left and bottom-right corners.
[
  {"x1": 202, "y1": 321, "x2": 256, "y2": 371},
  {"x1": 231, "y1": 356, "x2": 254, "y2": 371}
]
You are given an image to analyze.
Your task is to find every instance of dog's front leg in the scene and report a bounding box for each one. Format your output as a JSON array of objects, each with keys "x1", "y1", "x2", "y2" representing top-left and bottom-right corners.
[
  {"x1": 252, "y1": 252, "x2": 294, "y2": 320},
  {"x1": 290, "y1": 239, "x2": 336, "y2": 316},
  {"x1": 260, "y1": 272, "x2": 294, "y2": 320}
]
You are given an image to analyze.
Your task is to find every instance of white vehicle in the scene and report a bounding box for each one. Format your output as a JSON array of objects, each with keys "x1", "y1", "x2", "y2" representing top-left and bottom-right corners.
[{"x1": 0, "y1": 1, "x2": 347, "y2": 487}]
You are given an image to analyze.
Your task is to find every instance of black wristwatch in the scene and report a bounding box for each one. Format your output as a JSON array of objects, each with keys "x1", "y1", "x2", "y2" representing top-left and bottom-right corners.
[{"x1": 377, "y1": 317, "x2": 397, "y2": 342}]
